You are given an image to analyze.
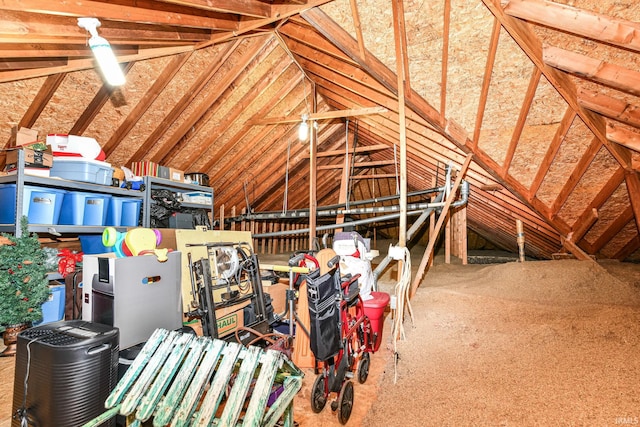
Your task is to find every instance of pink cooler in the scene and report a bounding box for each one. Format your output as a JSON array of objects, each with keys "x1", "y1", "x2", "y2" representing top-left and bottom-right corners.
[{"x1": 363, "y1": 291, "x2": 390, "y2": 351}]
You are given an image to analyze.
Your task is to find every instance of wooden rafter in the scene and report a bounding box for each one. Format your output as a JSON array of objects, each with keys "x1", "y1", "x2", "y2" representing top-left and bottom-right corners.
[
  {"x1": 127, "y1": 40, "x2": 240, "y2": 165},
  {"x1": 583, "y1": 206, "x2": 634, "y2": 254},
  {"x1": 440, "y1": 0, "x2": 451, "y2": 120},
  {"x1": 70, "y1": 62, "x2": 135, "y2": 136},
  {"x1": 503, "y1": 66, "x2": 541, "y2": 175},
  {"x1": 528, "y1": 107, "x2": 576, "y2": 200},
  {"x1": 503, "y1": 0, "x2": 640, "y2": 54},
  {"x1": 349, "y1": 0, "x2": 367, "y2": 60},
  {"x1": 482, "y1": 0, "x2": 632, "y2": 171},
  {"x1": 625, "y1": 171, "x2": 640, "y2": 234},
  {"x1": 102, "y1": 52, "x2": 192, "y2": 156},
  {"x1": 0, "y1": 0, "x2": 238, "y2": 30},
  {"x1": 578, "y1": 88, "x2": 640, "y2": 130},
  {"x1": 473, "y1": 17, "x2": 501, "y2": 148},
  {"x1": 543, "y1": 46, "x2": 640, "y2": 97},
  {"x1": 550, "y1": 136, "x2": 601, "y2": 216},
  {"x1": 606, "y1": 121, "x2": 640, "y2": 153}
]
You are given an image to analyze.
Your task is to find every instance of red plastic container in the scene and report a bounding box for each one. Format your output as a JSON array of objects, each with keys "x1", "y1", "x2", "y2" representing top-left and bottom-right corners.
[{"x1": 362, "y1": 291, "x2": 390, "y2": 351}]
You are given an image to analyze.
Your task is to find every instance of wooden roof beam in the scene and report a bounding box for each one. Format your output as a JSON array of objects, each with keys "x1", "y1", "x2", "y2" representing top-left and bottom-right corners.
[
  {"x1": 102, "y1": 52, "x2": 192, "y2": 156},
  {"x1": 579, "y1": 88, "x2": 640, "y2": 130},
  {"x1": 528, "y1": 107, "x2": 576, "y2": 199},
  {"x1": 503, "y1": 66, "x2": 541, "y2": 175},
  {"x1": 543, "y1": 46, "x2": 640, "y2": 98},
  {"x1": 0, "y1": 0, "x2": 238, "y2": 30},
  {"x1": 503, "y1": 0, "x2": 640, "y2": 54},
  {"x1": 582, "y1": 205, "x2": 634, "y2": 254},
  {"x1": 606, "y1": 121, "x2": 640, "y2": 154},
  {"x1": 550, "y1": 136, "x2": 601, "y2": 217},
  {"x1": 127, "y1": 40, "x2": 240, "y2": 165},
  {"x1": 472, "y1": 17, "x2": 501, "y2": 149},
  {"x1": 482, "y1": 0, "x2": 631, "y2": 171},
  {"x1": 625, "y1": 171, "x2": 640, "y2": 234},
  {"x1": 70, "y1": 62, "x2": 135, "y2": 137}
]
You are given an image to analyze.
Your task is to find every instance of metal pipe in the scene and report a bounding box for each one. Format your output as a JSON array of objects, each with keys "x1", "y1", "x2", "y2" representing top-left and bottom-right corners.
[{"x1": 236, "y1": 186, "x2": 445, "y2": 221}]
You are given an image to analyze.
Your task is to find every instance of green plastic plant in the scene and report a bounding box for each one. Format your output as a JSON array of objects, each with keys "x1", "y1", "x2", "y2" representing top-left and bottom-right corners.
[{"x1": 0, "y1": 217, "x2": 50, "y2": 328}]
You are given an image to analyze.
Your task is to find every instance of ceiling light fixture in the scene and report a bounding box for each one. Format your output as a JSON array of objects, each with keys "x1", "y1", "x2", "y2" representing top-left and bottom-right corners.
[
  {"x1": 77, "y1": 17, "x2": 126, "y2": 86},
  {"x1": 298, "y1": 114, "x2": 309, "y2": 141}
]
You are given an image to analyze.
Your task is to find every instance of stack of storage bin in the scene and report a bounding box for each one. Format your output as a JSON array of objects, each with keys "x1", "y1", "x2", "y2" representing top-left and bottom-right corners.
[{"x1": 0, "y1": 184, "x2": 66, "y2": 224}]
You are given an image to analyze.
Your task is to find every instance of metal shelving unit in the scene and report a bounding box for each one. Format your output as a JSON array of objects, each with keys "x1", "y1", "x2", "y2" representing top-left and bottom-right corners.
[
  {"x1": 141, "y1": 176, "x2": 214, "y2": 228},
  {"x1": 0, "y1": 149, "x2": 144, "y2": 236}
]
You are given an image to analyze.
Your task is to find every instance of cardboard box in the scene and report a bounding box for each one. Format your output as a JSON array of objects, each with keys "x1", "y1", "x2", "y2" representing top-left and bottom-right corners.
[
  {"x1": 215, "y1": 300, "x2": 249, "y2": 337},
  {"x1": 15, "y1": 127, "x2": 39, "y2": 146},
  {"x1": 5, "y1": 146, "x2": 53, "y2": 170},
  {"x1": 158, "y1": 165, "x2": 170, "y2": 179},
  {"x1": 169, "y1": 167, "x2": 184, "y2": 182},
  {"x1": 263, "y1": 282, "x2": 288, "y2": 314}
]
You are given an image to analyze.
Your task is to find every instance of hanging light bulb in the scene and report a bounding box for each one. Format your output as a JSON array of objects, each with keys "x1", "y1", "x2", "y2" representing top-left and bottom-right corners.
[
  {"x1": 78, "y1": 18, "x2": 126, "y2": 86},
  {"x1": 299, "y1": 114, "x2": 309, "y2": 141}
]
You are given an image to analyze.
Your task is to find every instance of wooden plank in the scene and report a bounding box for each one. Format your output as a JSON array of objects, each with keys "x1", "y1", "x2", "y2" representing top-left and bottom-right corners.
[
  {"x1": 607, "y1": 122, "x2": 640, "y2": 153},
  {"x1": 544, "y1": 46, "x2": 640, "y2": 97},
  {"x1": 242, "y1": 350, "x2": 283, "y2": 426},
  {"x1": 0, "y1": 0, "x2": 238, "y2": 30},
  {"x1": 217, "y1": 345, "x2": 264, "y2": 425},
  {"x1": 528, "y1": 108, "x2": 576, "y2": 199},
  {"x1": 504, "y1": 0, "x2": 640, "y2": 53},
  {"x1": 613, "y1": 235, "x2": 640, "y2": 260},
  {"x1": 120, "y1": 332, "x2": 179, "y2": 415},
  {"x1": 549, "y1": 137, "x2": 601, "y2": 216},
  {"x1": 440, "y1": 0, "x2": 451, "y2": 120},
  {"x1": 192, "y1": 342, "x2": 244, "y2": 425},
  {"x1": 70, "y1": 63, "x2": 134, "y2": 136},
  {"x1": 483, "y1": 0, "x2": 632, "y2": 170},
  {"x1": 262, "y1": 376, "x2": 303, "y2": 427},
  {"x1": 136, "y1": 333, "x2": 195, "y2": 422},
  {"x1": 578, "y1": 88, "x2": 640, "y2": 129},
  {"x1": 170, "y1": 339, "x2": 226, "y2": 426},
  {"x1": 128, "y1": 40, "x2": 240, "y2": 164},
  {"x1": 105, "y1": 329, "x2": 169, "y2": 409},
  {"x1": 167, "y1": 39, "x2": 277, "y2": 169},
  {"x1": 317, "y1": 159, "x2": 394, "y2": 170},
  {"x1": 560, "y1": 235, "x2": 596, "y2": 262},
  {"x1": 349, "y1": 0, "x2": 367, "y2": 60},
  {"x1": 102, "y1": 52, "x2": 192, "y2": 156},
  {"x1": 503, "y1": 67, "x2": 541, "y2": 175},
  {"x1": 153, "y1": 0, "x2": 271, "y2": 18},
  {"x1": 152, "y1": 337, "x2": 209, "y2": 425},
  {"x1": 587, "y1": 205, "x2": 634, "y2": 253},
  {"x1": 392, "y1": 0, "x2": 409, "y2": 247},
  {"x1": 569, "y1": 208, "x2": 598, "y2": 243},
  {"x1": 625, "y1": 171, "x2": 640, "y2": 234},
  {"x1": 472, "y1": 17, "x2": 501, "y2": 148},
  {"x1": 411, "y1": 153, "x2": 472, "y2": 298}
]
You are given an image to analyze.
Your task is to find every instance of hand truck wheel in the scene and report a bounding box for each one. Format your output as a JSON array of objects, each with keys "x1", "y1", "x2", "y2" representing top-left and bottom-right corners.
[
  {"x1": 336, "y1": 380, "x2": 354, "y2": 425},
  {"x1": 310, "y1": 374, "x2": 327, "y2": 413},
  {"x1": 357, "y1": 352, "x2": 370, "y2": 384}
]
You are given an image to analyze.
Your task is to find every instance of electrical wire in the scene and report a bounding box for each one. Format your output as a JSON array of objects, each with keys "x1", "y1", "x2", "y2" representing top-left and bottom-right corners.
[{"x1": 390, "y1": 246, "x2": 413, "y2": 384}]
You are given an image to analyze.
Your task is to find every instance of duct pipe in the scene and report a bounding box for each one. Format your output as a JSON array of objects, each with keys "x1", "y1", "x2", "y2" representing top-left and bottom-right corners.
[
  {"x1": 238, "y1": 186, "x2": 446, "y2": 221},
  {"x1": 372, "y1": 180, "x2": 469, "y2": 284}
]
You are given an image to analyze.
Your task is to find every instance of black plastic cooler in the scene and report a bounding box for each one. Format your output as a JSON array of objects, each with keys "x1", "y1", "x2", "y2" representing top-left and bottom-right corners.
[{"x1": 12, "y1": 320, "x2": 119, "y2": 427}]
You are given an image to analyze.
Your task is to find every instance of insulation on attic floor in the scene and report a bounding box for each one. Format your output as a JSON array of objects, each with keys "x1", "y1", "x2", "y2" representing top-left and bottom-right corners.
[{"x1": 5, "y1": 247, "x2": 638, "y2": 426}]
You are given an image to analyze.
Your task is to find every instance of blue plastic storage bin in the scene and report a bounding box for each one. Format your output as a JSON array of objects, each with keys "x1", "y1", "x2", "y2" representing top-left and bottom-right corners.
[
  {"x1": 106, "y1": 197, "x2": 141, "y2": 227},
  {"x1": 0, "y1": 184, "x2": 17, "y2": 223},
  {"x1": 0, "y1": 184, "x2": 66, "y2": 224},
  {"x1": 83, "y1": 194, "x2": 111, "y2": 226},
  {"x1": 34, "y1": 284, "x2": 65, "y2": 325},
  {"x1": 79, "y1": 234, "x2": 113, "y2": 254},
  {"x1": 58, "y1": 192, "x2": 91, "y2": 225}
]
